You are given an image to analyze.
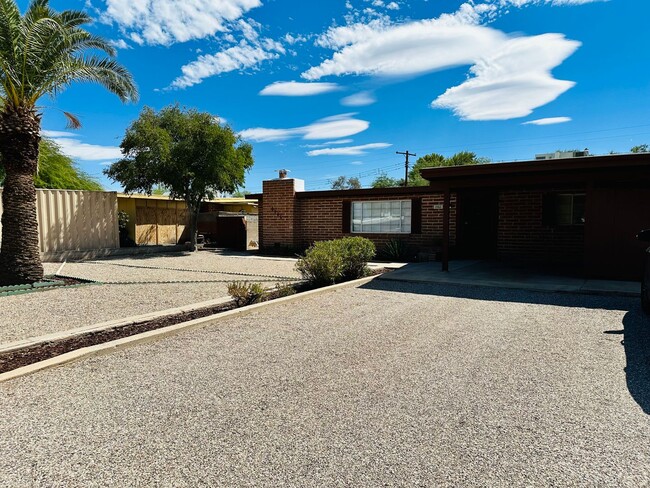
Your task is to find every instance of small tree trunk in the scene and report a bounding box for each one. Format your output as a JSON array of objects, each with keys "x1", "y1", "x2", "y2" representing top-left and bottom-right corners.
[
  {"x1": 187, "y1": 204, "x2": 200, "y2": 252},
  {"x1": 0, "y1": 106, "x2": 43, "y2": 285}
]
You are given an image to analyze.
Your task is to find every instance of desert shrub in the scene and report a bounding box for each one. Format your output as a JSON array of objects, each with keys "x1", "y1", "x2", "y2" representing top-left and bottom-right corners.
[
  {"x1": 379, "y1": 238, "x2": 413, "y2": 261},
  {"x1": 337, "y1": 236, "x2": 376, "y2": 280},
  {"x1": 295, "y1": 240, "x2": 345, "y2": 286},
  {"x1": 274, "y1": 282, "x2": 297, "y2": 298},
  {"x1": 227, "y1": 281, "x2": 266, "y2": 307},
  {"x1": 295, "y1": 237, "x2": 375, "y2": 285}
]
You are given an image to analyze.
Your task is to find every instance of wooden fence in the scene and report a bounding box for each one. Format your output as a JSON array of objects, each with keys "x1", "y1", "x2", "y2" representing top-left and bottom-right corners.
[{"x1": 0, "y1": 189, "x2": 119, "y2": 253}]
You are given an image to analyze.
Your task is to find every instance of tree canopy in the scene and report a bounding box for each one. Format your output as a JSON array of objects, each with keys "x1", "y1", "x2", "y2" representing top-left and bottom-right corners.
[
  {"x1": 0, "y1": 138, "x2": 102, "y2": 190},
  {"x1": 331, "y1": 176, "x2": 362, "y2": 190},
  {"x1": 371, "y1": 174, "x2": 403, "y2": 188},
  {"x1": 370, "y1": 151, "x2": 488, "y2": 188},
  {"x1": 104, "y1": 105, "x2": 254, "y2": 249},
  {"x1": 631, "y1": 144, "x2": 649, "y2": 153}
]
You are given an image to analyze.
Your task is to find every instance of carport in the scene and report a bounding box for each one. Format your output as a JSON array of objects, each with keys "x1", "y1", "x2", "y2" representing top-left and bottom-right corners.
[{"x1": 420, "y1": 154, "x2": 650, "y2": 281}]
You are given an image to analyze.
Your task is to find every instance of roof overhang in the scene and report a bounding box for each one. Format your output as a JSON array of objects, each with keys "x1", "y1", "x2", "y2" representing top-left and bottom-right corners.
[{"x1": 420, "y1": 154, "x2": 650, "y2": 191}]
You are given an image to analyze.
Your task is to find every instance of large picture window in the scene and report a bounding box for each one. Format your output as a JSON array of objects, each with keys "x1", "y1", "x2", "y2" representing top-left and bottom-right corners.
[{"x1": 351, "y1": 200, "x2": 412, "y2": 234}]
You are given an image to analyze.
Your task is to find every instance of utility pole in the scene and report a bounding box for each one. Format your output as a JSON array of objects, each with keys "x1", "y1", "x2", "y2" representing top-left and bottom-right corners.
[{"x1": 396, "y1": 150, "x2": 416, "y2": 187}]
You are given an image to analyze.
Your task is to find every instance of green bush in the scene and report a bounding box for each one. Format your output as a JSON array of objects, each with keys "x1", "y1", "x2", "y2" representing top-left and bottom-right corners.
[
  {"x1": 274, "y1": 282, "x2": 297, "y2": 298},
  {"x1": 337, "y1": 236, "x2": 376, "y2": 280},
  {"x1": 296, "y1": 237, "x2": 375, "y2": 286},
  {"x1": 227, "y1": 281, "x2": 266, "y2": 307},
  {"x1": 295, "y1": 240, "x2": 345, "y2": 286}
]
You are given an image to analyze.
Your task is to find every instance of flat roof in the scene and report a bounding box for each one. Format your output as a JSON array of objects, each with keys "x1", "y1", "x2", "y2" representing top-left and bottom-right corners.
[{"x1": 420, "y1": 153, "x2": 650, "y2": 190}]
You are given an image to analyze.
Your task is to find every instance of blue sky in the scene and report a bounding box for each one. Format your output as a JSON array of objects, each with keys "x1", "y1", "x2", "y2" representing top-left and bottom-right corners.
[{"x1": 28, "y1": 0, "x2": 650, "y2": 192}]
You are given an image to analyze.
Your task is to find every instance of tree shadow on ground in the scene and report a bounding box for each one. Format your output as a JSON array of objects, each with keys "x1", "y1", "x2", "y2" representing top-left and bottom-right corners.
[
  {"x1": 617, "y1": 312, "x2": 650, "y2": 414},
  {"x1": 362, "y1": 278, "x2": 649, "y2": 414}
]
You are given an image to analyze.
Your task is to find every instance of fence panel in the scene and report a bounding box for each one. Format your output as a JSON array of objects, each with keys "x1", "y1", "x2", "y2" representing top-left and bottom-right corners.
[{"x1": 0, "y1": 189, "x2": 119, "y2": 252}]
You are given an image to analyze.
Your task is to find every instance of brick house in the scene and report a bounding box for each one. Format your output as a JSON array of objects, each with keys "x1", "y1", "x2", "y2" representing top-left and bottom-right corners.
[{"x1": 251, "y1": 153, "x2": 650, "y2": 281}]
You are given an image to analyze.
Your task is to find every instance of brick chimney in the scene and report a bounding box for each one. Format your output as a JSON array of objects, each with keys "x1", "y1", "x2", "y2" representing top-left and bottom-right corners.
[{"x1": 260, "y1": 177, "x2": 304, "y2": 249}]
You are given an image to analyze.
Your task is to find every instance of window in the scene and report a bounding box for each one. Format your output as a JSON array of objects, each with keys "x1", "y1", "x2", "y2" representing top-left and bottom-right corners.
[
  {"x1": 556, "y1": 193, "x2": 585, "y2": 225},
  {"x1": 351, "y1": 200, "x2": 412, "y2": 234}
]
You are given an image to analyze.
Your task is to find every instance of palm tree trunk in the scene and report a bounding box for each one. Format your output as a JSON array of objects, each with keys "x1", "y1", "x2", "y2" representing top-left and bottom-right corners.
[{"x1": 0, "y1": 106, "x2": 43, "y2": 285}]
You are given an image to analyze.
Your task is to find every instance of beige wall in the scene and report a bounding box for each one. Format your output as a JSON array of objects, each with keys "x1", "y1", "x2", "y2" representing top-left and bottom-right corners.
[{"x1": 0, "y1": 189, "x2": 119, "y2": 253}]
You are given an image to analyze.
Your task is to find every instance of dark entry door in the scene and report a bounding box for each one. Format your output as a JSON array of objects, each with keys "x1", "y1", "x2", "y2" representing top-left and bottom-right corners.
[{"x1": 456, "y1": 191, "x2": 498, "y2": 259}]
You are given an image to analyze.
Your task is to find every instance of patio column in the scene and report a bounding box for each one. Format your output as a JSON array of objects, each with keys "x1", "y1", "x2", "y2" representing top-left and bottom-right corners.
[{"x1": 442, "y1": 188, "x2": 450, "y2": 272}]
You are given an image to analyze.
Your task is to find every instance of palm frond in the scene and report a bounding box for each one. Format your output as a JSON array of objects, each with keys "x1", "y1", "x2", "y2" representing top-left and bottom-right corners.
[
  {"x1": 0, "y1": 0, "x2": 137, "y2": 109},
  {"x1": 62, "y1": 110, "x2": 80, "y2": 129}
]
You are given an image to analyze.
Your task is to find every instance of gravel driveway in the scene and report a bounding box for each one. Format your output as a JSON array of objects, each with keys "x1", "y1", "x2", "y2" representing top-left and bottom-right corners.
[
  {"x1": 0, "y1": 252, "x2": 300, "y2": 344},
  {"x1": 1, "y1": 280, "x2": 648, "y2": 486}
]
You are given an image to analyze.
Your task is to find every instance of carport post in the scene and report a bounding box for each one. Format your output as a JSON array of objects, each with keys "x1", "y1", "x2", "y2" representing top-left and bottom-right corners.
[{"x1": 442, "y1": 188, "x2": 450, "y2": 272}]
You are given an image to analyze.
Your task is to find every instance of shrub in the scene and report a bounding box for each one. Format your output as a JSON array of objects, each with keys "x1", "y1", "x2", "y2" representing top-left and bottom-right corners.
[
  {"x1": 337, "y1": 236, "x2": 376, "y2": 280},
  {"x1": 227, "y1": 281, "x2": 266, "y2": 307},
  {"x1": 379, "y1": 238, "x2": 413, "y2": 262},
  {"x1": 295, "y1": 240, "x2": 345, "y2": 286},
  {"x1": 274, "y1": 282, "x2": 297, "y2": 298},
  {"x1": 295, "y1": 237, "x2": 375, "y2": 286}
]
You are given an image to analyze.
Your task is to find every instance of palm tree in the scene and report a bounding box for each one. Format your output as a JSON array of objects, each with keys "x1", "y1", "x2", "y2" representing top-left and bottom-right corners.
[{"x1": 0, "y1": 0, "x2": 137, "y2": 284}]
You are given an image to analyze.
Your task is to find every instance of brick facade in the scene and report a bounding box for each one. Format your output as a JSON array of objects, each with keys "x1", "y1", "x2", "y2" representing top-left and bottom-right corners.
[
  {"x1": 498, "y1": 190, "x2": 584, "y2": 266},
  {"x1": 259, "y1": 182, "x2": 456, "y2": 255}
]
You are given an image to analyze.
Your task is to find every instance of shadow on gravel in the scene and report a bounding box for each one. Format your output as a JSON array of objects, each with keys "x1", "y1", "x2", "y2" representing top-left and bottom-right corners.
[
  {"x1": 362, "y1": 278, "x2": 638, "y2": 311},
  {"x1": 363, "y1": 279, "x2": 650, "y2": 415},
  {"x1": 620, "y1": 312, "x2": 650, "y2": 414}
]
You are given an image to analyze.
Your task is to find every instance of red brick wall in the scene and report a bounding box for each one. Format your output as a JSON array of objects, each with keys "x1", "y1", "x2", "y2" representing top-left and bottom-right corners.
[
  {"x1": 498, "y1": 190, "x2": 584, "y2": 265},
  {"x1": 259, "y1": 181, "x2": 456, "y2": 255},
  {"x1": 260, "y1": 179, "x2": 301, "y2": 248}
]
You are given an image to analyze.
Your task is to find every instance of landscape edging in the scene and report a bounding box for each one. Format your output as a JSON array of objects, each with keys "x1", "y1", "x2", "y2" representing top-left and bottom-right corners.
[{"x1": 0, "y1": 274, "x2": 378, "y2": 383}]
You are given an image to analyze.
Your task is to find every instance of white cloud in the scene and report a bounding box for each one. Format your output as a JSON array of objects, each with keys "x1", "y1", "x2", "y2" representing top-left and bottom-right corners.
[
  {"x1": 109, "y1": 39, "x2": 131, "y2": 49},
  {"x1": 101, "y1": 0, "x2": 262, "y2": 46},
  {"x1": 302, "y1": 139, "x2": 355, "y2": 148},
  {"x1": 304, "y1": 17, "x2": 505, "y2": 80},
  {"x1": 523, "y1": 116, "x2": 572, "y2": 125},
  {"x1": 42, "y1": 131, "x2": 122, "y2": 161},
  {"x1": 307, "y1": 143, "x2": 392, "y2": 157},
  {"x1": 305, "y1": 3, "x2": 583, "y2": 120},
  {"x1": 432, "y1": 34, "x2": 579, "y2": 120},
  {"x1": 169, "y1": 42, "x2": 282, "y2": 89},
  {"x1": 341, "y1": 91, "x2": 377, "y2": 107},
  {"x1": 259, "y1": 81, "x2": 342, "y2": 96},
  {"x1": 239, "y1": 114, "x2": 369, "y2": 142}
]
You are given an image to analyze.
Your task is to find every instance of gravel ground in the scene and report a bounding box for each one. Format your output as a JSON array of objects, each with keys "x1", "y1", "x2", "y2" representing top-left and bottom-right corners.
[
  {"x1": 1, "y1": 280, "x2": 648, "y2": 487},
  {"x1": 0, "y1": 252, "x2": 300, "y2": 344}
]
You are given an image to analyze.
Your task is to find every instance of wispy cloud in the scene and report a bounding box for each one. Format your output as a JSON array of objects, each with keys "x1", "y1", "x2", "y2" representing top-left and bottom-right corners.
[
  {"x1": 101, "y1": 0, "x2": 262, "y2": 46},
  {"x1": 304, "y1": 1, "x2": 588, "y2": 120},
  {"x1": 42, "y1": 131, "x2": 122, "y2": 161},
  {"x1": 307, "y1": 143, "x2": 392, "y2": 156},
  {"x1": 341, "y1": 91, "x2": 377, "y2": 107},
  {"x1": 260, "y1": 81, "x2": 342, "y2": 96},
  {"x1": 432, "y1": 34, "x2": 580, "y2": 120},
  {"x1": 169, "y1": 42, "x2": 284, "y2": 90},
  {"x1": 522, "y1": 116, "x2": 572, "y2": 125},
  {"x1": 240, "y1": 114, "x2": 370, "y2": 142}
]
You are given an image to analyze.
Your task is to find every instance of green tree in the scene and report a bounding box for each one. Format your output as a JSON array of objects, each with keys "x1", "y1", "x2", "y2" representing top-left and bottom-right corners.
[
  {"x1": 371, "y1": 173, "x2": 403, "y2": 188},
  {"x1": 0, "y1": 0, "x2": 137, "y2": 284},
  {"x1": 631, "y1": 144, "x2": 649, "y2": 153},
  {"x1": 408, "y1": 151, "x2": 487, "y2": 186},
  {"x1": 231, "y1": 189, "x2": 251, "y2": 198},
  {"x1": 105, "y1": 105, "x2": 254, "y2": 250},
  {"x1": 331, "y1": 176, "x2": 362, "y2": 190},
  {"x1": 0, "y1": 138, "x2": 102, "y2": 190}
]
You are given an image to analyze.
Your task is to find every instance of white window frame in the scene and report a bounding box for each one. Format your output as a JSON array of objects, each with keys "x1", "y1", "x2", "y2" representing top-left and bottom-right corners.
[{"x1": 351, "y1": 200, "x2": 412, "y2": 234}]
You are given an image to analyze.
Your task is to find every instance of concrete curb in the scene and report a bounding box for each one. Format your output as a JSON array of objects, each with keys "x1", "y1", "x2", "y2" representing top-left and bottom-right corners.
[
  {"x1": 0, "y1": 274, "x2": 378, "y2": 383},
  {"x1": 0, "y1": 296, "x2": 235, "y2": 355}
]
